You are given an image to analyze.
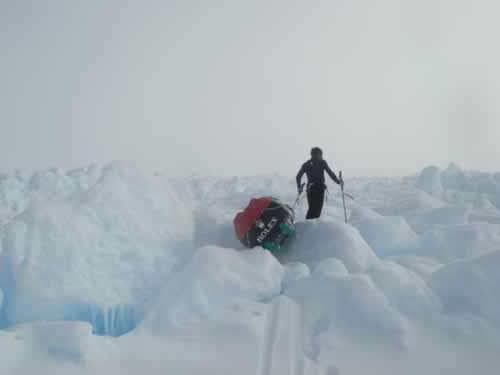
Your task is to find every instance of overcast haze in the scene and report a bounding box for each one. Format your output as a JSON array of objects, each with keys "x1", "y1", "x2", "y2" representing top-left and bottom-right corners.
[{"x1": 2, "y1": 0, "x2": 499, "y2": 177}]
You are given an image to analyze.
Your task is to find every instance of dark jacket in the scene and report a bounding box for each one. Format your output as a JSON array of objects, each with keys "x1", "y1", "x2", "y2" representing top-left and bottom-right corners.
[{"x1": 296, "y1": 159, "x2": 340, "y2": 189}]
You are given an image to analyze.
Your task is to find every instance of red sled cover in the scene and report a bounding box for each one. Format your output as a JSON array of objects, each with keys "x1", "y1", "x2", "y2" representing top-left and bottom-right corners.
[{"x1": 233, "y1": 197, "x2": 273, "y2": 240}]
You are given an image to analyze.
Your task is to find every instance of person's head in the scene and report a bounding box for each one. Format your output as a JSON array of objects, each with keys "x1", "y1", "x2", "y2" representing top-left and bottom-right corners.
[{"x1": 310, "y1": 147, "x2": 323, "y2": 160}]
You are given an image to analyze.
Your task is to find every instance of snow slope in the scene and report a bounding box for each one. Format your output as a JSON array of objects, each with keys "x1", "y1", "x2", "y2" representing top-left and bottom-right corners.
[{"x1": 1, "y1": 162, "x2": 500, "y2": 374}]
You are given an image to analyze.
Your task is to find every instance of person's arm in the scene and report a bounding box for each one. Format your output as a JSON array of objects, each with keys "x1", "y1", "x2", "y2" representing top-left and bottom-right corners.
[
  {"x1": 324, "y1": 161, "x2": 341, "y2": 185},
  {"x1": 296, "y1": 164, "x2": 306, "y2": 191}
]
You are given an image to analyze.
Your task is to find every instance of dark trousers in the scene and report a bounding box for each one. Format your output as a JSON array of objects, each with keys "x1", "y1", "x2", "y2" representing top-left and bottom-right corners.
[{"x1": 306, "y1": 183, "x2": 325, "y2": 219}]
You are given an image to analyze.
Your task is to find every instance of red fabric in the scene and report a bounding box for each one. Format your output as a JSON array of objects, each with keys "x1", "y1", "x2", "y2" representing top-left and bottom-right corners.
[{"x1": 234, "y1": 197, "x2": 273, "y2": 240}]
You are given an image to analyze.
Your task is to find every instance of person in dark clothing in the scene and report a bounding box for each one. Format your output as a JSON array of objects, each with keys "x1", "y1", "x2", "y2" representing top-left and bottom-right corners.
[{"x1": 296, "y1": 147, "x2": 343, "y2": 219}]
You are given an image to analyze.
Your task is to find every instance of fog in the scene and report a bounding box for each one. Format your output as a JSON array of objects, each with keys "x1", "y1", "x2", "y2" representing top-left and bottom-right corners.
[{"x1": 2, "y1": 0, "x2": 499, "y2": 177}]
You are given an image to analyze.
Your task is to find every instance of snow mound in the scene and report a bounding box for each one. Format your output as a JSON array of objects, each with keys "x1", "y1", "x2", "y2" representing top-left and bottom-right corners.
[
  {"x1": 193, "y1": 205, "x2": 242, "y2": 249},
  {"x1": 286, "y1": 266, "x2": 409, "y2": 359},
  {"x1": 416, "y1": 166, "x2": 443, "y2": 197},
  {"x1": 405, "y1": 206, "x2": 470, "y2": 234},
  {"x1": 141, "y1": 246, "x2": 284, "y2": 335},
  {"x1": 0, "y1": 161, "x2": 194, "y2": 335},
  {"x1": 430, "y1": 250, "x2": 500, "y2": 326},
  {"x1": 277, "y1": 220, "x2": 378, "y2": 272},
  {"x1": 417, "y1": 223, "x2": 500, "y2": 262},
  {"x1": 472, "y1": 193, "x2": 500, "y2": 213},
  {"x1": 313, "y1": 258, "x2": 349, "y2": 277},
  {"x1": 390, "y1": 190, "x2": 446, "y2": 215},
  {"x1": 389, "y1": 255, "x2": 443, "y2": 278},
  {"x1": 367, "y1": 261, "x2": 441, "y2": 320},
  {"x1": 283, "y1": 262, "x2": 311, "y2": 288},
  {"x1": 350, "y1": 206, "x2": 419, "y2": 256},
  {"x1": 0, "y1": 172, "x2": 28, "y2": 227},
  {"x1": 441, "y1": 163, "x2": 474, "y2": 191},
  {"x1": 18, "y1": 321, "x2": 94, "y2": 363}
]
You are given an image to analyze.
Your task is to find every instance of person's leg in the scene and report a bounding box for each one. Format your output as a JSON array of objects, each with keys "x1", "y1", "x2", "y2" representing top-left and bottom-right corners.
[
  {"x1": 315, "y1": 187, "x2": 325, "y2": 218},
  {"x1": 306, "y1": 188, "x2": 314, "y2": 219},
  {"x1": 306, "y1": 185, "x2": 325, "y2": 219}
]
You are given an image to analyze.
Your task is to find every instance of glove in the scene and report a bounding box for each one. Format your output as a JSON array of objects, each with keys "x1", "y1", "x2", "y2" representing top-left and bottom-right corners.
[{"x1": 298, "y1": 185, "x2": 304, "y2": 194}]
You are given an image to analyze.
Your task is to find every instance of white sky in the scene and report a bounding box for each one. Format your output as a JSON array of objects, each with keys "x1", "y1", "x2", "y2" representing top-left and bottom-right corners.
[{"x1": 1, "y1": 0, "x2": 499, "y2": 177}]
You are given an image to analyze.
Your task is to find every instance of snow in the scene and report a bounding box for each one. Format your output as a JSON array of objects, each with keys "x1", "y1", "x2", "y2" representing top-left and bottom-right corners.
[
  {"x1": 0, "y1": 162, "x2": 194, "y2": 335},
  {"x1": 1, "y1": 161, "x2": 500, "y2": 374},
  {"x1": 417, "y1": 223, "x2": 500, "y2": 261},
  {"x1": 141, "y1": 246, "x2": 284, "y2": 336},
  {"x1": 430, "y1": 250, "x2": 500, "y2": 326},
  {"x1": 349, "y1": 206, "x2": 419, "y2": 256},
  {"x1": 416, "y1": 166, "x2": 444, "y2": 198},
  {"x1": 277, "y1": 220, "x2": 378, "y2": 272},
  {"x1": 19, "y1": 321, "x2": 94, "y2": 363}
]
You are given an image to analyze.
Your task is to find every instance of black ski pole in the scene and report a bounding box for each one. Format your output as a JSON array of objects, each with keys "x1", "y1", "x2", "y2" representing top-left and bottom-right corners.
[
  {"x1": 339, "y1": 171, "x2": 348, "y2": 223},
  {"x1": 293, "y1": 183, "x2": 305, "y2": 209},
  {"x1": 343, "y1": 192, "x2": 355, "y2": 201}
]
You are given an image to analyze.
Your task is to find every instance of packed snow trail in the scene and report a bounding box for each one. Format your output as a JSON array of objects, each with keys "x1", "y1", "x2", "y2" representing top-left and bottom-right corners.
[
  {"x1": 1, "y1": 161, "x2": 500, "y2": 374},
  {"x1": 257, "y1": 297, "x2": 320, "y2": 375}
]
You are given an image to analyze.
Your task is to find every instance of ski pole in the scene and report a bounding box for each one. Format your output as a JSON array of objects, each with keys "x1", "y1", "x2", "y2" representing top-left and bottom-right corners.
[
  {"x1": 339, "y1": 171, "x2": 348, "y2": 223},
  {"x1": 343, "y1": 192, "x2": 355, "y2": 201},
  {"x1": 293, "y1": 183, "x2": 305, "y2": 209}
]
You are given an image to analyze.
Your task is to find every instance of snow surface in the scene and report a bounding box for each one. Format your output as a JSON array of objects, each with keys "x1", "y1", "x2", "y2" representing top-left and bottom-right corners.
[{"x1": 1, "y1": 161, "x2": 500, "y2": 374}]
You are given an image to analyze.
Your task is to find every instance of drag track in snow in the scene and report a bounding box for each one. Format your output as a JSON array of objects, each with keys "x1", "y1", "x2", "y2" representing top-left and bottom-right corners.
[
  {"x1": 258, "y1": 296, "x2": 281, "y2": 375},
  {"x1": 258, "y1": 297, "x2": 316, "y2": 375}
]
